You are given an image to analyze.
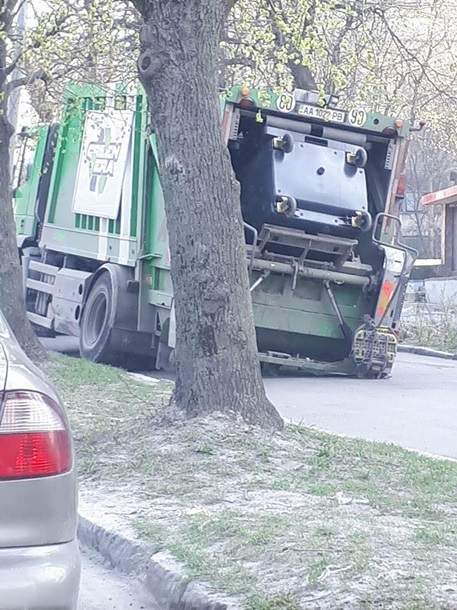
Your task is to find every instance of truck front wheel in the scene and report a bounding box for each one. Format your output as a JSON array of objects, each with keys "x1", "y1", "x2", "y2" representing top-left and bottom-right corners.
[{"x1": 80, "y1": 273, "x2": 116, "y2": 363}]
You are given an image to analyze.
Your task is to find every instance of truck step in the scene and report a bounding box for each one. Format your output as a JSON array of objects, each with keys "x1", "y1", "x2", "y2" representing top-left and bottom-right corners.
[
  {"x1": 28, "y1": 312, "x2": 53, "y2": 329},
  {"x1": 26, "y1": 278, "x2": 55, "y2": 294},
  {"x1": 27, "y1": 260, "x2": 58, "y2": 296},
  {"x1": 29, "y1": 260, "x2": 58, "y2": 276}
]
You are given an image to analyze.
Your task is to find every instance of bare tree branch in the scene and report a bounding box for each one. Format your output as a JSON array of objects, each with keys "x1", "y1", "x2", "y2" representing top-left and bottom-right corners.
[{"x1": 7, "y1": 68, "x2": 44, "y2": 93}]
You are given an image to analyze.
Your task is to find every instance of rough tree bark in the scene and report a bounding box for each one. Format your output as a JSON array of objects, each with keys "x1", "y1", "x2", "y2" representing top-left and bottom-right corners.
[
  {"x1": 0, "y1": 6, "x2": 47, "y2": 361},
  {"x1": 132, "y1": 0, "x2": 282, "y2": 430}
]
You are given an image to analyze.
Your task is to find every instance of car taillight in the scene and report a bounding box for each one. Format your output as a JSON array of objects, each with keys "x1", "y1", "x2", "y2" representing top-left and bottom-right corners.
[{"x1": 0, "y1": 391, "x2": 72, "y2": 480}]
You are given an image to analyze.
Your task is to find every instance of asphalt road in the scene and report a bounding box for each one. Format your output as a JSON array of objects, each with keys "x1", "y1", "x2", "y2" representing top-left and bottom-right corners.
[
  {"x1": 43, "y1": 337, "x2": 457, "y2": 458},
  {"x1": 79, "y1": 547, "x2": 157, "y2": 609},
  {"x1": 265, "y1": 352, "x2": 457, "y2": 459}
]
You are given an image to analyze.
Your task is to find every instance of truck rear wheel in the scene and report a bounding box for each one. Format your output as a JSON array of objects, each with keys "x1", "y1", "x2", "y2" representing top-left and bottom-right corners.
[{"x1": 80, "y1": 273, "x2": 115, "y2": 363}]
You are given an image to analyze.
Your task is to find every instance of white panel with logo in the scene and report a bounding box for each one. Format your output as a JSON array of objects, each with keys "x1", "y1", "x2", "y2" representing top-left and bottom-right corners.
[{"x1": 72, "y1": 110, "x2": 134, "y2": 219}]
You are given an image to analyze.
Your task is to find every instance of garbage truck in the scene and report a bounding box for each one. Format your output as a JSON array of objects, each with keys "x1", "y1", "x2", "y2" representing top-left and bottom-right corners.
[{"x1": 14, "y1": 83, "x2": 419, "y2": 377}]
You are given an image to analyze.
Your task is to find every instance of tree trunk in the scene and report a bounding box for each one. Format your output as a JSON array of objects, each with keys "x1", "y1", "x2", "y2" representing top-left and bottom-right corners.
[
  {"x1": 0, "y1": 88, "x2": 47, "y2": 361},
  {"x1": 289, "y1": 64, "x2": 317, "y2": 91},
  {"x1": 134, "y1": 0, "x2": 282, "y2": 430}
]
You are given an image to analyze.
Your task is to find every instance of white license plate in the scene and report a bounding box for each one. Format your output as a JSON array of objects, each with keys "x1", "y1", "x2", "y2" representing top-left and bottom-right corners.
[{"x1": 297, "y1": 103, "x2": 346, "y2": 124}]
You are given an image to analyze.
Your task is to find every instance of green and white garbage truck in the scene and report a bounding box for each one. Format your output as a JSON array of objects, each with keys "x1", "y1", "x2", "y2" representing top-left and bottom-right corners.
[{"x1": 13, "y1": 83, "x2": 419, "y2": 377}]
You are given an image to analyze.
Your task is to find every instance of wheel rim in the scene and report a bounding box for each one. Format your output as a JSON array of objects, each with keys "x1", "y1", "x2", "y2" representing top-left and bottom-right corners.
[{"x1": 85, "y1": 292, "x2": 108, "y2": 347}]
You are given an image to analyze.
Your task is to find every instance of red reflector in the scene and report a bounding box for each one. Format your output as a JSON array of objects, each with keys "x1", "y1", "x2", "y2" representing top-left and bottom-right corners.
[
  {"x1": 239, "y1": 97, "x2": 255, "y2": 108},
  {"x1": 0, "y1": 392, "x2": 72, "y2": 480},
  {"x1": 397, "y1": 174, "x2": 407, "y2": 198}
]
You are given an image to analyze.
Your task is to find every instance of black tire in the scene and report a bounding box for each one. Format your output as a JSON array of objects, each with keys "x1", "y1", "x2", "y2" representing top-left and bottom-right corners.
[
  {"x1": 356, "y1": 367, "x2": 385, "y2": 380},
  {"x1": 359, "y1": 211, "x2": 372, "y2": 232},
  {"x1": 79, "y1": 273, "x2": 116, "y2": 363},
  {"x1": 355, "y1": 147, "x2": 368, "y2": 168},
  {"x1": 282, "y1": 132, "x2": 294, "y2": 154},
  {"x1": 285, "y1": 196, "x2": 297, "y2": 218}
]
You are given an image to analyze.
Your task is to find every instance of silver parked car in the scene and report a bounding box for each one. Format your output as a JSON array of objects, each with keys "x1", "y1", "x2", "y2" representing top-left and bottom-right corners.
[{"x1": 0, "y1": 311, "x2": 80, "y2": 609}]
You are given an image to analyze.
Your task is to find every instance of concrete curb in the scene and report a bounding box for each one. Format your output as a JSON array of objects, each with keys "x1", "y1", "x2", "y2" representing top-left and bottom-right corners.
[
  {"x1": 78, "y1": 516, "x2": 240, "y2": 610},
  {"x1": 398, "y1": 344, "x2": 457, "y2": 360}
]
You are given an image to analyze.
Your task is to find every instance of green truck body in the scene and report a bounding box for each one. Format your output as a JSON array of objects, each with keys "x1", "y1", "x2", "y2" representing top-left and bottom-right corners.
[{"x1": 14, "y1": 83, "x2": 417, "y2": 377}]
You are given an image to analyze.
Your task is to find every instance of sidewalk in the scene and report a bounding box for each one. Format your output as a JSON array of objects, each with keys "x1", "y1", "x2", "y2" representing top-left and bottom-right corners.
[{"x1": 45, "y1": 354, "x2": 457, "y2": 610}]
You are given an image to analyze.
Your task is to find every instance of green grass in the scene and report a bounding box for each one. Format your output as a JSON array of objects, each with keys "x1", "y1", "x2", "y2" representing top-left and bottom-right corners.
[
  {"x1": 402, "y1": 309, "x2": 457, "y2": 353},
  {"x1": 42, "y1": 354, "x2": 457, "y2": 609},
  {"x1": 195, "y1": 443, "x2": 215, "y2": 455},
  {"x1": 134, "y1": 519, "x2": 166, "y2": 550},
  {"x1": 50, "y1": 355, "x2": 123, "y2": 386}
]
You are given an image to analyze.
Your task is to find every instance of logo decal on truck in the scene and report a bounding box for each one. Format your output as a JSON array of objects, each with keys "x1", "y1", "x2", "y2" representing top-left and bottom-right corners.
[
  {"x1": 86, "y1": 128, "x2": 122, "y2": 194},
  {"x1": 72, "y1": 110, "x2": 134, "y2": 220}
]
